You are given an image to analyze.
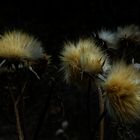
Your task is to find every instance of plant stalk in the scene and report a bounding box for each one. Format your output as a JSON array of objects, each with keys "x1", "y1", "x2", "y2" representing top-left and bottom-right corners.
[
  {"x1": 98, "y1": 86, "x2": 104, "y2": 140},
  {"x1": 10, "y1": 92, "x2": 24, "y2": 140}
]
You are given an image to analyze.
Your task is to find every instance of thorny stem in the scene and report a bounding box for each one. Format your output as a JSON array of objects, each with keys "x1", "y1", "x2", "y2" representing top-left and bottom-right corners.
[{"x1": 98, "y1": 86, "x2": 104, "y2": 140}]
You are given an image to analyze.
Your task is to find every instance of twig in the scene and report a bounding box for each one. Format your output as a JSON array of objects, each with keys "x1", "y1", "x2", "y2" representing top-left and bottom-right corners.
[{"x1": 15, "y1": 81, "x2": 27, "y2": 106}]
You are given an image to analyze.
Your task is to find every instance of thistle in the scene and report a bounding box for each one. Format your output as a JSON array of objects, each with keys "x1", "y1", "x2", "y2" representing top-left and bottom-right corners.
[
  {"x1": 0, "y1": 30, "x2": 44, "y2": 60},
  {"x1": 0, "y1": 30, "x2": 49, "y2": 78},
  {"x1": 117, "y1": 24, "x2": 140, "y2": 45},
  {"x1": 60, "y1": 39, "x2": 110, "y2": 85},
  {"x1": 0, "y1": 31, "x2": 50, "y2": 140},
  {"x1": 104, "y1": 61, "x2": 140, "y2": 123}
]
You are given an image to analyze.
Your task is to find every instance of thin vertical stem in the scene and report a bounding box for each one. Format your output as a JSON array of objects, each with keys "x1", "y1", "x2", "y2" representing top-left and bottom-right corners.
[
  {"x1": 92, "y1": 110, "x2": 106, "y2": 139},
  {"x1": 87, "y1": 78, "x2": 92, "y2": 140},
  {"x1": 18, "y1": 98, "x2": 27, "y2": 140},
  {"x1": 32, "y1": 71, "x2": 61, "y2": 140},
  {"x1": 15, "y1": 104, "x2": 24, "y2": 140},
  {"x1": 16, "y1": 81, "x2": 27, "y2": 140},
  {"x1": 84, "y1": 72, "x2": 105, "y2": 140},
  {"x1": 32, "y1": 86, "x2": 53, "y2": 140},
  {"x1": 10, "y1": 92, "x2": 24, "y2": 140},
  {"x1": 98, "y1": 86, "x2": 104, "y2": 140}
]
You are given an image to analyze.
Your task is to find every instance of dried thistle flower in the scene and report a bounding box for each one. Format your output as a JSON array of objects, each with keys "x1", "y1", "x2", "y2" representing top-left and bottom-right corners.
[
  {"x1": 60, "y1": 39, "x2": 110, "y2": 85},
  {"x1": 0, "y1": 30, "x2": 44, "y2": 60},
  {"x1": 117, "y1": 24, "x2": 140, "y2": 45},
  {"x1": 0, "y1": 30, "x2": 49, "y2": 78},
  {"x1": 104, "y1": 61, "x2": 140, "y2": 123}
]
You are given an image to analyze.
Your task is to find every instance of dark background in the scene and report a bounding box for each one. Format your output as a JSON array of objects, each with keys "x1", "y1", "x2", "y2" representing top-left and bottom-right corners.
[
  {"x1": 0, "y1": 1, "x2": 140, "y2": 58},
  {"x1": 0, "y1": 1, "x2": 140, "y2": 140}
]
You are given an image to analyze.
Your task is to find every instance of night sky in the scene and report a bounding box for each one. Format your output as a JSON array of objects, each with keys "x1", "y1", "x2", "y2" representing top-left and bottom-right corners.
[
  {"x1": 0, "y1": 1, "x2": 139, "y2": 64},
  {"x1": 0, "y1": 1, "x2": 139, "y2": 38}
]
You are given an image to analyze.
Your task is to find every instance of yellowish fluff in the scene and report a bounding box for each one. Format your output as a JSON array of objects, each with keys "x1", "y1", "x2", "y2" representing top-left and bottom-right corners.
[
  {"x1": 60, "y1": 39, "x2": 109, "y2": 84},
  {"x1": 104, "y1": 62, "x2": 140, "y2": 123},
  {"x1": 60, "y1": 42, "x2": 81, "y2": 84},
  {"x1": 0, "y1": 31, "x2": 44, "y2": 60}
]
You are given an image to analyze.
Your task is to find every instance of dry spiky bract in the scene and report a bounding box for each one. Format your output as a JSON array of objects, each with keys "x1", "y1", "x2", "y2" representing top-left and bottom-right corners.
[
  {"x1": 0, "y1": 31, "x2": 44, "y2": 60},
  {"x1": 117, "y1": 24, "x2": 140, "y2": 45},
  {"x1": 60, "y1": 39, "x2": 109, "y2": 84},
  {"x1": 98, "y1": 29, "x2": 118, "y2": 49},
  {"x1": 104, "y1": 62, "x2": 140, "y2": 123}
]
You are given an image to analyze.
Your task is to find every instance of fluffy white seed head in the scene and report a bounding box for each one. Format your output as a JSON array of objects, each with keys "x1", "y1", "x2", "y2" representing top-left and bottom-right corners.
[
  {"x1": 77, "y1": 39, "x2": 110, "y2": 74},
  {"x1": 60, "y1": 42, "x2": 80, "y2": 84},
  {"x1": 98, "y1": 29, "x2": 118, "y2": 49},
  {"x1": 104, "y1": 61, "x2": 140, "y2": 123},
  {"x1": 60, "y1": 39, "x2": 110, "y2": 84},
  {"x1": 0, "y1": 31, "x2": 44, "y2": 60},
  {"x1": 117, "y1": 24, "x2": 140, "y2": 44}
]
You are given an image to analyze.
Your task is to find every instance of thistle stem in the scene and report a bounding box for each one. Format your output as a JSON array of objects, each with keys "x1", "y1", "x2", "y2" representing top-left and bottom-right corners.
[
  {"x1": 10, "y1": 92, "x2": 24, "y2": 140},
  {"x1": 98, "y1": 86, "x2": 104, "y2": 140},
  {"x1": 87, "y1": 78, "x2": 92, "y2": 140},
  {"x1": 32, "y1": 85, "x2": 53, "y2": 140},
  {"x1": 32, "y1": 71, "x2": 61, "y2": 140},
  {"x1": 92, "y1": 110, "x2": 106, "y2": 139},
  {"x1": 84, "y1": 71, "x2": 105, "y2": 140}
]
